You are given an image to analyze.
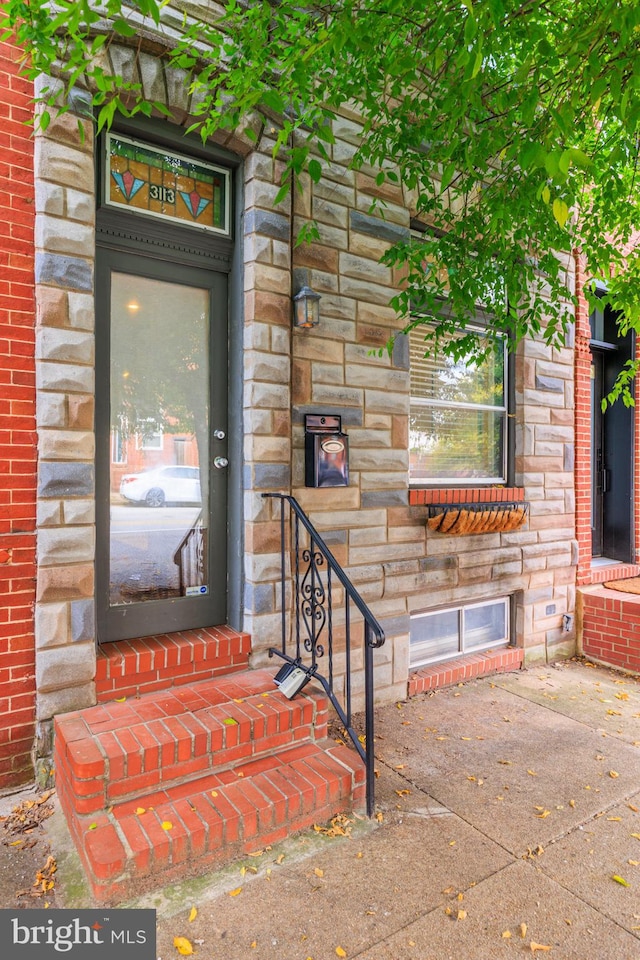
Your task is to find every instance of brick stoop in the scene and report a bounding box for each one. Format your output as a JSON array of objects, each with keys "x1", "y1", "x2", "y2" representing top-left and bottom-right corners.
[
  {"x1": 54, "y1": 667, "x2": 365, "y2": 902},
  {"x1": 408, "y1": 646, "x2": 524, "y2": 697}
]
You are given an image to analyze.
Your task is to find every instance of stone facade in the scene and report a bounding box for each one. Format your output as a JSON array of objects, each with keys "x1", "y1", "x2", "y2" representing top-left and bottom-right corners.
[
  {"x1": 2, "y1": 17, "x2": 607, "y2": 786},
  {"x1": 29, "y1": 43, "x2": 581, "y2": 740}
]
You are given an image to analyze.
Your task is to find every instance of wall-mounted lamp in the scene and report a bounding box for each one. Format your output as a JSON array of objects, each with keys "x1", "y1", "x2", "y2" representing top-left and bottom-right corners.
[{"x1": 293, "y1": 285, "x2": 321, "y2": 329}]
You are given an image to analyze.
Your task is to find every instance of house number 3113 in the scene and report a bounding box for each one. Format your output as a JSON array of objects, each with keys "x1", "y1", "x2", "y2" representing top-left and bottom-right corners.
[{"x1": 149, "y1": 184, "x2": 175, "y2": 203}]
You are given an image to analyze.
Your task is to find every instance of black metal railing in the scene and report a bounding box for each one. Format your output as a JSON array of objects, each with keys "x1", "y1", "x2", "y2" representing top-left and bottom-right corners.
[
  {"x1": 263, "y1": 493, "x2": 385, "y2": 816},
  {"x1": 173, "y1": 510, "x2": 207, "y2": 595}
]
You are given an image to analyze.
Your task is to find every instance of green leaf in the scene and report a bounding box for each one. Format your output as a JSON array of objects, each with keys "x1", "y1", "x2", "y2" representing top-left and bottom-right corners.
[
  {"x1": 308, "y1": 158, "x2": 322, "y2": 183},
  {"x1": 112, "y1": 19, "x2": 136, "y2": 37}
]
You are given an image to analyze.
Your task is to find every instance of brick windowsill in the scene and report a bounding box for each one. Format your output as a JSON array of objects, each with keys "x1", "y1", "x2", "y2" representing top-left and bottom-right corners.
[
  {"x1": 408, "y1": 646, "x2": 523, "y2": 696},
  {"x1": 409, "y1": 487, "x2": 525, "y2": 506}
]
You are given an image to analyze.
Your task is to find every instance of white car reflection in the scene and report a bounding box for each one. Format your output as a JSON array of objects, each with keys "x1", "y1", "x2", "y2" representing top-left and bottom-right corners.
[{"x1": 119, "y1": 466, "x2": 201, "y2": 507}]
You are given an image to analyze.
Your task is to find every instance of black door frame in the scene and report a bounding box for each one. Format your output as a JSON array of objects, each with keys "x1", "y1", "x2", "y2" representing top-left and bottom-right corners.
[
  {"x1": 589, "y1": 303, "x2": 635, "y2": 564},
  {"x1": 95, "y1": 248, "x2": 229, "y2": 642}
]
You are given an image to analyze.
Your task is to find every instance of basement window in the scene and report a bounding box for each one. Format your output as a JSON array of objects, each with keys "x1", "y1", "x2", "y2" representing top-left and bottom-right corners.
[{"x1": 410, "y1": 596, "x2": 510, "y2": 668}]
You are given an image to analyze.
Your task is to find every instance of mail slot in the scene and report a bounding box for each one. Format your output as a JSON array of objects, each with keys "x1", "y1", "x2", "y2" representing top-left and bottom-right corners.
[{"x1": 305, "y1": 414, "x2": 349, "y2": 488}]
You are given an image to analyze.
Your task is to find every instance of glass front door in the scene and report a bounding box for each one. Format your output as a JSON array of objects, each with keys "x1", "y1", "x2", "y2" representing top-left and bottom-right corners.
[{"x1": 97, "y1": 251, "x2": 228, "y2": 641}]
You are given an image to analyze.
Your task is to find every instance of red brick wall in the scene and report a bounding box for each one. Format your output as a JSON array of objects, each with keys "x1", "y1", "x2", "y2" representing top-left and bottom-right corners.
[
  {"x1": 574, "y1": 252, "x2": 593, "y2": 586},
  {"x1": 580, "y1": 588, "x2": 640, "y2": 674},
  {"x1": 0, "y1": 39, "x2": 36, "y2": 789}
]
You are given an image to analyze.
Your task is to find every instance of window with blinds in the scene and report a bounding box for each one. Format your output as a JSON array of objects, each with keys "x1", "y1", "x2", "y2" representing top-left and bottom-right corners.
[{"x1": 409, "y1": 326, "x2": 507, "y2": 484}]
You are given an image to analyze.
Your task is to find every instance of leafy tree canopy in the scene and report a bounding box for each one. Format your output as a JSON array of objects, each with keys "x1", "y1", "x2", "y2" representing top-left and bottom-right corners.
[{"x1": 4, "y1": 0, "x2": 640, "y2": 373}]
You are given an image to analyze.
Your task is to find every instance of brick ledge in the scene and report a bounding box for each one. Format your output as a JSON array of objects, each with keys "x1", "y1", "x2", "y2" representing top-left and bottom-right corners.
[
  {"x1": 408, "y1": 646, "x2": 523, "y2": 696},
  {"x1": 582, "y1": 563, "x2": 640, "y2": 586},
  {"x1": 409, "y1": 487, "x2": 525, "y2": 506}
]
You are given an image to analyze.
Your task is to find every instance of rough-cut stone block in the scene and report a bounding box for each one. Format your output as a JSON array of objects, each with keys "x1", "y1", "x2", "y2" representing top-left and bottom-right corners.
[
  {"x1": 36, "y1": 683, "x2": 96, "y2": 722},
  {"x1": 350, "y1": 210, "x2": 410, "y2": 244},
  {"x1": 36, "y1": 214, "x2": 94, "y2": 257},
  {"x1": 35, "y1": 253, "x2": 93, "y2": 292},
  {"x1": 38, "y1": 526, "x2": 95, "y2": 565},
  {"x1": 38, "y1": 430, "x2": 94, "y2": 460},
  {"x1": 244, "y1": 208, "x2": 290, "y2": 240},
  {"x1": 35, "y1": 601, "x2": 69, "y2": 648},
  {"x1": 36, "y1": 641, "x2": 95, "y2": 693},
  {"x1": 67, "y1": 293, "x2": 94, "y2": 330},
  {"x1": 71, "y1": 599, "x2": 95, "y2": 643},
  {"x1": 38, "y1": 462, "x2": 94, "y2": 498},
  {"x1": 36, "y1": 392, "x2": 66, "y2": 428},
  {"x1": 36, "y1": 326, "x2": 94, "y2": 364}
]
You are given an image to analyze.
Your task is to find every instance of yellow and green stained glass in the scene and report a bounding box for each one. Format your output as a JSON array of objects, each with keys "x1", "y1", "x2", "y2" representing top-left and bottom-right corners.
[{"x1": 105, "y1": 134, "x2": 230, "y2": 235}]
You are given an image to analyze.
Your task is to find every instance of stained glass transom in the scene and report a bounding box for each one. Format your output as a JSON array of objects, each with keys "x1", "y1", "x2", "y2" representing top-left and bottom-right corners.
[{"x1": 105, "y1": 134, "x2": 230, "y2": 235}]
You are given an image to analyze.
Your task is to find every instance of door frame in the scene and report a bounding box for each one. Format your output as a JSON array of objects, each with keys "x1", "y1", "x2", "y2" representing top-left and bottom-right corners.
[
  {"x1": 95, "y1": 248, "x2": 229, "y2": 641},
  {"x1": 93, "y1": 119, "x2": 245, "y2": 643}
]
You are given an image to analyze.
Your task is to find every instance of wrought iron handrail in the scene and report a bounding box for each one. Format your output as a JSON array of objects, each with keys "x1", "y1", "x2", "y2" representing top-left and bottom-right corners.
[
  {"x1": 173, "y1": 509, "x2": 206, "y2": 594},
  {"x1": 262, "y1": 493, "x2": 385, "y2": 816}
]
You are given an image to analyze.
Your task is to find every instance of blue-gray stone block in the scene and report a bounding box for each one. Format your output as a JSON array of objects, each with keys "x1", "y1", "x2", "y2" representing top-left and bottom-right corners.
[
  {"x1": 564, "y1": 442, "x2": 574, "y2": 471},
  {"x1": 71, "y1": 599, "x2": 95, "y2": 643},
  {"x1": 350, "y1": 210, "x2": 410, "y2": 245},
  {"x1": 320, "y1": 529, "x2": 347, "y2": 545},
  {"x1": 535, "y1": 374, "x2": 564, "y2": 393},
  {"x1": 36, "y1": 253, "x2": 93, "y2": 292},
  {"x1": 244, "y1": 582, "x2": 275, "y2": 615},
  {"x1": 252, "y1": 463, "x2": 291, "y2": 490},
  {"x1": 244, "y1": 208, "x2": 290, "y2": 241},
  {"x1": 392, "y1": 333, "x2": 410, "y2": 370},
  {"x1": 361, "y1": 490, "x2": 408, "y2": 507},
  {"x1": 38, "y1": 462, "x2": 94, "y2": 498}
]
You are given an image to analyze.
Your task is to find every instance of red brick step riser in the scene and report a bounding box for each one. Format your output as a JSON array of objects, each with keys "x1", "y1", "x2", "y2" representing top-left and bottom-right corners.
[
  {"x1": 54, "y1": 674, "x2": 328, "y2": 815},
  {"x1": 58, "y1": 741, "x2": 365, "y2": 903},
  {"x1": 95, "y1": 627, "x2": 252, "y2": 701}
]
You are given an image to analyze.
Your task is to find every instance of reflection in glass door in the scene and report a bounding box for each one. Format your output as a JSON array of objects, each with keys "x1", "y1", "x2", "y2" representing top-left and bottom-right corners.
[
  {"x1": 110, "y1": 272, "x2": 210, "y2": 604},
  {"x1": 97, "y1": 252, "x2": 228, "y2": 641}
]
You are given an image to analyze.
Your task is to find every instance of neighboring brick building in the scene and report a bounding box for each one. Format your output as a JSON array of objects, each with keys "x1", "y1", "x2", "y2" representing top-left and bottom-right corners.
[
  {"x1": 0, "y1": 11, "x2": 637, "y2": 815},
  {"x1": 0, "y1": 39, "x2": 37, "y2": 790}
]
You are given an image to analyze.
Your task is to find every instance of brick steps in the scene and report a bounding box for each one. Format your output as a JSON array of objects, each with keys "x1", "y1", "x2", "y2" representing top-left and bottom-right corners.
[{"x1": 54, "y1": 667, "x2": 365, "y2": 902}]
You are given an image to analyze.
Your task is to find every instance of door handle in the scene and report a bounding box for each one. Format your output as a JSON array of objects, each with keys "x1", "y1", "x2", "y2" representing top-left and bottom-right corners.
[{"x1": 214, "y1": 456, "x2": 229, "y2": 469}]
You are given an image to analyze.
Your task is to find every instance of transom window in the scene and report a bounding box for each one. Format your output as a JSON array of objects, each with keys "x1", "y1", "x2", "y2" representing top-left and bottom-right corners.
[
  {"x1": 409, "y1": 325, "x2": 507, "y2": 484},
  {"x1": 410, "y1": 597, "x2": 510, "y2": 668}
]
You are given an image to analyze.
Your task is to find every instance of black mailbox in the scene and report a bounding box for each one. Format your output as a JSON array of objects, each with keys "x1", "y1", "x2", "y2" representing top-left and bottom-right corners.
[{"x1": 305, "y1": 414, "x2": 349, "y2": 488}]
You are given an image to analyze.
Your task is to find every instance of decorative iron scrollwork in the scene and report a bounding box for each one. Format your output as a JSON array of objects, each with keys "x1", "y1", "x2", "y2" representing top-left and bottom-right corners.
[{"x1": 300, "y1": 547, "x2": 326, "y2": 658}]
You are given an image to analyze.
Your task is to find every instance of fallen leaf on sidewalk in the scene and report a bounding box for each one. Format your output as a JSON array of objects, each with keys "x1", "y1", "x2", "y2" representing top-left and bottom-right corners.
[
  {"x1": 173, "y1": 936, "x2": 193, "y2": 955},
  {"x1": 530, "y1": 943, "x2": 552, "y2": 953},
  {"x1": 612, "y1": 875, "x2": 630, "y2": 886},
  {"x1": 188, "y1": 907, "x2": 197, "y2": 922}
]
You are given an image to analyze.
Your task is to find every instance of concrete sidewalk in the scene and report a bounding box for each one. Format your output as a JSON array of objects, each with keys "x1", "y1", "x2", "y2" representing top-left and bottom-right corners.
[{"x1": 8, "y1": 659, "x2": 640, "y2": 959}]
